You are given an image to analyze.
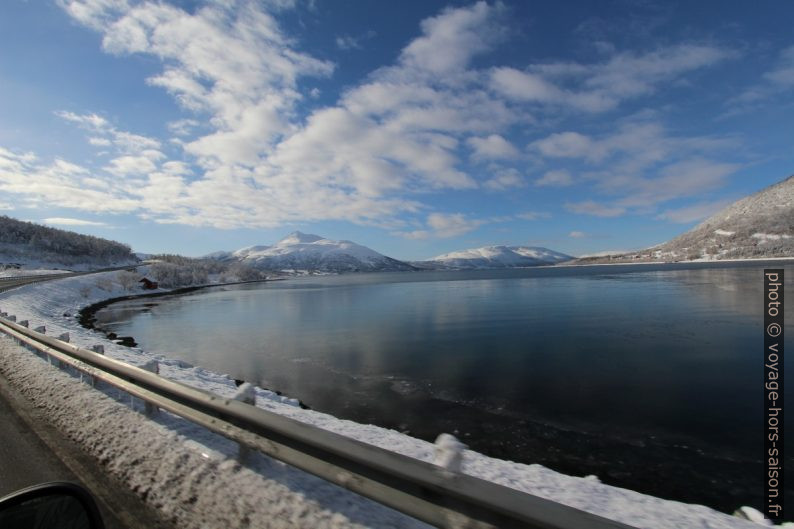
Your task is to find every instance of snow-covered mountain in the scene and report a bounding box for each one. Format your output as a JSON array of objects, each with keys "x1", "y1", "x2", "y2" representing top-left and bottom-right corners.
[
  {"x1": 208, "y1": 232, "x2": 418, "y2": 273},
  {"x1": 415, "y1": 245, "x2": 572, "y2": 269},
  {"x1": 578, "y1": 174, "x2": 794, "y2": 263}
]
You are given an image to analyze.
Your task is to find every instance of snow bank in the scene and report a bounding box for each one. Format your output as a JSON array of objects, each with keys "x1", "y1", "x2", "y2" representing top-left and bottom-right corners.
[
  {"x1": 0, "y1": 268, "x2": 72, "y2": 278},
  {"x1": 752, "y1": 233, "x2": 792, "y2": 243},
  {"x1": 0, "y1": 272, "x2": 776, "y2": 528}
]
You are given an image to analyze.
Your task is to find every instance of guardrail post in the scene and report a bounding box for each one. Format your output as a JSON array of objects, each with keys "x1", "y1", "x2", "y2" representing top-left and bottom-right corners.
[
  {"x1": 83, "y1": 345, "x2": 106, "y2": 387},
  {"x1": 233, "y1": 383, "x2": 256, "y2": 462},
  {"x1": 140, "y1": 360, "x2": 159, "y2": 416},
  {"x1": 433, "y1": 433, "x2": 466, "y2": 474}
]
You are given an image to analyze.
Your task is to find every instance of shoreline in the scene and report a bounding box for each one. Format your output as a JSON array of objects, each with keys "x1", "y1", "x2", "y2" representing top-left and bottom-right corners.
[
  {"x1": 0, "y1": 266, "x2": 780, "y2": 527},
  {"x1": 77, "y1": 277, "x2": 279, "y2": 333},
  {"x1": 557, "y1": 256, "x2": 794, "y2": 267},
  {"x1": 76, "y1": 277, "x2": 312, "y2": 408}
]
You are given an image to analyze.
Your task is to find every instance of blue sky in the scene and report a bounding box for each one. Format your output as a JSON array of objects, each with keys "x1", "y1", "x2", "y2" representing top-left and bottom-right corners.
[{"x1": 1, "y1": 0, "x2": 793, "y2": 260}]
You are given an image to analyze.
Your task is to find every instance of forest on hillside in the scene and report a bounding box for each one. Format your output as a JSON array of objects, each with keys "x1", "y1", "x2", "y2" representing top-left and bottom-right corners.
[{"x1": 0, "y1": 215, "x2": 136, "y2": 267}]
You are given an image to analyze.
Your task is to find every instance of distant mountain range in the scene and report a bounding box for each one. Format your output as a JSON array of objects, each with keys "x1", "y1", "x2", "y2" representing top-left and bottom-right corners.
[
  {"x1": 414, "y1": 245, "x2": 572, "y2": 269},
  {"x1": 207, "y1": 232, "x2": 418, "y2": 273},
  {"x1": 207, "y1": 232, "x2": 572, "y2": 274},
  {"x1": 577, "y1": 174, "x2": 794, "y2": 263}
]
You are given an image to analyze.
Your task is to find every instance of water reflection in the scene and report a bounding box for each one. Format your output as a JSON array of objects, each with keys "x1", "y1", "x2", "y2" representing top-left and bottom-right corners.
[{"x1": 93, "y1": 263, "x2": 794, "y2": 510}]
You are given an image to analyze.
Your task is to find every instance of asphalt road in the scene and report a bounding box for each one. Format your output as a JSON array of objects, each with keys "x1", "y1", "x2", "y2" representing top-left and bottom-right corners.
[{"x1": 0, "y1": 365, "x2": 172, "y2": 529}]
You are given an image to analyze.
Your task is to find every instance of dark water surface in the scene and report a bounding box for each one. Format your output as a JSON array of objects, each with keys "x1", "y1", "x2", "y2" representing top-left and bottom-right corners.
[{"x1": 93, "y1": 262, "x2": 794, "y2": 512}]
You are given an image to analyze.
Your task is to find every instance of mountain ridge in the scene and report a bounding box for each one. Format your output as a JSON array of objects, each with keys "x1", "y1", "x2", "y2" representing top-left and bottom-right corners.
[{"x1": 576, "y1": 175, "x2": 794, "y2": 263}]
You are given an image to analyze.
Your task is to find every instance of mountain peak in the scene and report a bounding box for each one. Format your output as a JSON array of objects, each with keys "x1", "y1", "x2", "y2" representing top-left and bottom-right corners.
[{"x1": 278, "y1": 231, "x2": 325, "y2": 245}]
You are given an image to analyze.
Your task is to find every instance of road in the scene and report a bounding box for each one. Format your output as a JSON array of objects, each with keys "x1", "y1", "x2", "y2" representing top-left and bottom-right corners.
[
  {"x1": 0, "y1": 366, "x2": 172, "y2": 529},
  {"x1": 0, "y1": 263, "x2": 170, "y2": 528},
  {"x1": 0, "y1": 264, "x2": 143, "y2": 293}
]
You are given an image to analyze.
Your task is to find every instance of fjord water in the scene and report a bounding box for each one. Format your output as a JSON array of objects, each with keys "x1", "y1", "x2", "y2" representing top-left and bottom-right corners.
[{"x1": 94, "y1": 263, "x2": 793, "y2": 511}]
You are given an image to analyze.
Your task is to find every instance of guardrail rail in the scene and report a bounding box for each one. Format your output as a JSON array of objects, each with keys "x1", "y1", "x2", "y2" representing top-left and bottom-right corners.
[{"x1": 0, "y1": 315, "x2": 636, "y2": 529}]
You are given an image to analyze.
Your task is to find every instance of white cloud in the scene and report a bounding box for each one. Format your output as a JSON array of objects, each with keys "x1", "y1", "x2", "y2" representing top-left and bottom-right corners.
[
  {"x1": 531, "y1": 131, "x2": 603, "y2": 160},
  {"x1": 57, "y1": 110, "x2": 162, "y2": 155},
  {"x1": 42, "y1": 217, "x2": 108, "y2": 227},
  {"x1": 655, "y1": 199, "x2": 731, "y2": 223},
  {"x1": 427, "y1": 212, "x2": 485, "y2": 237},
  {"x1": 516, "y1": 211, "x2": 549, "y2": 221},
  {"x1": 569, "y1": 231, "x2": 587, "y2": 238},
  {"x1": 24, "y1": 2, "x2": 740, "y2": 233},
  {"x1": 533, "y1": 121, "x2": 739, "y2": 214},
  {"x1": 483, "y1": 168, "x2": 524, "y2": 191},
  {"x1": 467, "y1": 134, "x2": 519, "y2": 160},
  {"x1": 393, "y1": 212, "x2": 490, "y2": 239},
  {"x1": 764, "y1": 46, "x2": 794, "y2": 86},
  {"x1": 336, "y1": 35, "x2": 360, "y2": 50},
  {"x1": 88, "y1": 137, "x2": 112, "y2": 147},
  {"x1": 535, "y1": 169, "x2": 573, "y2": 187},
  {"x1": 398, "y1": 1, "x2": 501, "y2": 75},
  {"x1": 104, "y1": 155, "x2": 158, "y2": 176},
  {"x1": 336, "y1": 30, "x2": 375, "y2": 51},
  {"x1": 167, "y1": 119, "x2": 199, "y2": 137},
  {"x1": 490, "y1": 67, "x2": 564, "y2": 103},
  {"x1": 492, "y1": 44, "x2": 733, "y2": 113},
  {"x1": 727, "y1": 46, "x2": 794, "y2": 112},
  {"x1": 565, "y1": 200, "x2": 626, "y2": 217},
  {"x1": 0, "y1": 148, "x2": 138, "y2": 213}
]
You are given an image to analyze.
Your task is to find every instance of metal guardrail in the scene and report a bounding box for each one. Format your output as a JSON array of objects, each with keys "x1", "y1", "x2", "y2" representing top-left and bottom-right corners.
[
  {"x1": 0, "y1": 316, "x2": 636, "y2": 529},
  {"x1": 0, "y1": 265, "x2": 140, "y2": 293}
]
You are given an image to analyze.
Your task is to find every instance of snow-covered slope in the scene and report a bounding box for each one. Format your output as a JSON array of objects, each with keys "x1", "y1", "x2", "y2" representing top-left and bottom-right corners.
[
  {"x1": 578, "y1": 175, "x2": 794, "y2": 263},
  {"x1": 417, "y1": 245, "x2": 572, "y2": 269},
  {"x1": 209, "y1": 232, "x2": 418, "y2": 273}
]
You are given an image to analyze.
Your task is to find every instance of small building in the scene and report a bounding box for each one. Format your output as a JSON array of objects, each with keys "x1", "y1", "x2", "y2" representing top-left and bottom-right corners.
[{"x1": 139, "y1": 278, "x2": 158, "y2": 290}]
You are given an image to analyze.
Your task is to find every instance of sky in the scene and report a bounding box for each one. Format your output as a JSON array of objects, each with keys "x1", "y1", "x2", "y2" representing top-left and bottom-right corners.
[{"x1": 1, "y1": 0, "x2": 793, "y2": 260}]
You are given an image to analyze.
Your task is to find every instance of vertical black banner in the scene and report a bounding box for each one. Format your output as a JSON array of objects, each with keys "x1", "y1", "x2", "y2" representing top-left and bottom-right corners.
[{"x1": 764, "y1": 269, "x2": 784, "y2": 521}]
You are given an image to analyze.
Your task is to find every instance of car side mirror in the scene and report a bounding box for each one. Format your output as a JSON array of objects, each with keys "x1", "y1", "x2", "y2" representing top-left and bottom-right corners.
[{"x1": 0, "y1": 482, "x2": 105, "y2": 529}]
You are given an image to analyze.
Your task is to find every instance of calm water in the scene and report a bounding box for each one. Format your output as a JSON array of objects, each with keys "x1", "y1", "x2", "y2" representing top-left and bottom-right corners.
[{"x1": 93, "y1": 262, "x2": 793, "y2": 511}]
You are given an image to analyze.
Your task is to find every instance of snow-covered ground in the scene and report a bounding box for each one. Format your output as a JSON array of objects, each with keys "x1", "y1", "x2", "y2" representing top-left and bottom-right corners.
[
  {"x1": 0, "y1": 270, "x2": 781, "y2": 528},
  {"x1": 0, "y1": 268, "x2": 72, "y2": 278}
]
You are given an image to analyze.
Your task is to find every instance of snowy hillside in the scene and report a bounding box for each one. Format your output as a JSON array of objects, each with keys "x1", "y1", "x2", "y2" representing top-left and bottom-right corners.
[
  {"x1": 416, "y1": 245, "x2": 572, "y2": 269},
  {"x1": 208, "y1": 232, "x2": 418, "y2": 273},
  {"x1": 0, "y1": 215, "x2": 138, "y2": 271},
  {"x1": 578, "y1": 174, "x2": 794, "y2": 263}
]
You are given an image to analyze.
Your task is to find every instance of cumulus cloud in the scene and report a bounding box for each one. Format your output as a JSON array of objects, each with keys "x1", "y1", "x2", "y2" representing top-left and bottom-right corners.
[
  {"x1": 655, "y1": 199, "x2": 731, "y2": 223},
  {"x1": 533, "y1": 121, "x2": 739, "y2": 215},
  {"x1": 42, "y1": 217, "x2": 108, "y2": 226},
  {"x1": 0, "y1": 148, "x2": 138, "y2": 213},
  {"x1": 467, "y1": 134, "x2": 519, "y2": 160},
  {"x1": 492, "y1": 44, "x2": 733, "y2": 112},
  {"x1": 394, "y1": 212, "x2": 493, "y2": 239},
  {"x1": 483, "y1": 168, "x2": 525, "y2": 191},
  {"x1": 565, "y1": 200, "x2": 626, "y2": 217},
  {"x1": 535, "y1": 169, "x2": 573, "y2": 187},
  {"x1": 569, "y1": 230, "x2": 587, "y2": 238},
  {"x1": 1, "y1": 2, "x2": 740, "y2": 233},
  {"x1": 398, "y1": 1, "x2": 502, "y2": 75},
  {"x1": 516, "y1": 211, "x2": 549, "y2": 221}
]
